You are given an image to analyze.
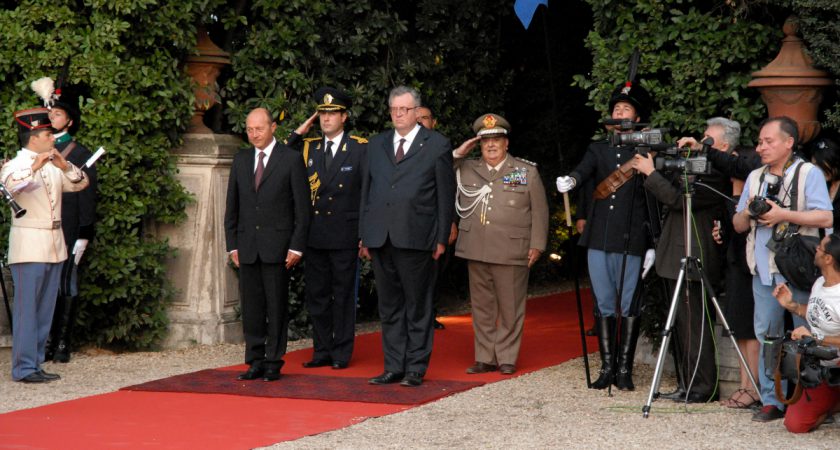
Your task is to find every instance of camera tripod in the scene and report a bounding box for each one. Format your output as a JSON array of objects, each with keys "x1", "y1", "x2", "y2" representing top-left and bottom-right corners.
[{"x1": 642, "y1": 176, "x2": 760, "y2": 418}]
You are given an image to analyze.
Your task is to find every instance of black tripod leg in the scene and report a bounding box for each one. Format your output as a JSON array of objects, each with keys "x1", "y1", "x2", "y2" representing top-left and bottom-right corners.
[
  {"x1": 696, "y1": 260, "x2": 761, "y2": 395},
  {"x1": 572, "y1": 236, "x2": 591, "y2": 388}
]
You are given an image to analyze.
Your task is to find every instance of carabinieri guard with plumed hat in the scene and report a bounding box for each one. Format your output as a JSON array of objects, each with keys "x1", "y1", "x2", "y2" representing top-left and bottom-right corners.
[
  {"x1": 556, "y1": 50, "x2": 655, "y2": 392},
  {"x1": 31, "y1": 59, "x2": 100, "y2": 364},
  {"x1": 4, "y1": 77, "x2": 90, "y2": 383}
]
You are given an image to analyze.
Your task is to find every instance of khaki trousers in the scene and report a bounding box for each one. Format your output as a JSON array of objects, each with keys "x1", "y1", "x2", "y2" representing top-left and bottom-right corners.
[{"x1": 467, "y1": 260, "x2": 529, "y2": 365}]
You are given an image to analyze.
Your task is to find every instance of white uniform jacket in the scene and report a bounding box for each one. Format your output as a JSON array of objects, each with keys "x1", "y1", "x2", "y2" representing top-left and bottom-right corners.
[{"x1": 1, "y1": 148, "x2": 89, "y2": 264}]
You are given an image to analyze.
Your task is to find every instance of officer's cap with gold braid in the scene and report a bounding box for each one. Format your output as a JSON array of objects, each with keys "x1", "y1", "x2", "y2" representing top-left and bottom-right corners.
[
  {"x1": 15, "y1": 108, "x2": 52, "y2": 134},
  {"x1": 314, "y1": 86, "x2": 352, "y2": 112},
  {"x1": 472, "y1": 113, "x2": 510, "y2": 138}
]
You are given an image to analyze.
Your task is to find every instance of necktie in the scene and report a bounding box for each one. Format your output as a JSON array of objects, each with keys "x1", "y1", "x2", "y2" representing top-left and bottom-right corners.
[
  {"x1": 489, "y1": 168, "x2": 497, "y2": 177},
  {"x1": 255, "y1": 150, "x2": 265, "y2": 190},
  {"x1": 325, "y1": 141, "x2": 334, "y2": 171},
  {"x1": 396, "y1": 138, "x2": 406, "y2": 163}
]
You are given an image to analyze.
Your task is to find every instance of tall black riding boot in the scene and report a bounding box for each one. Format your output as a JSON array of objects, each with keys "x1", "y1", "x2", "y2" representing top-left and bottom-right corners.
[
  {"x1": 53, "y1": 296, "x2": 76, "y2": 363},
  {"x1": 615, "y1": 316, "x2": 641, "y2": 391},
  {"x1": 45, "y1": 295, "x2": 67, "y2": 361},
  {"x1": 591, "y1": 316, "x2": 616, "y2": 389}
]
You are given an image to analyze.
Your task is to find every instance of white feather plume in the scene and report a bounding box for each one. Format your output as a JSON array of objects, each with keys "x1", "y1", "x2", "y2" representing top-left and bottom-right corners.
[{"x1": 31, "y1": 77, "x2": 55, "y2": 107}]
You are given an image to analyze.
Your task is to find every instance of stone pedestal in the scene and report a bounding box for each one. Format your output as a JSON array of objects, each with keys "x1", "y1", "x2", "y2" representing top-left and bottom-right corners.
[{"x1": 155, "y1": 133, "x2": 243, "y2": 348}]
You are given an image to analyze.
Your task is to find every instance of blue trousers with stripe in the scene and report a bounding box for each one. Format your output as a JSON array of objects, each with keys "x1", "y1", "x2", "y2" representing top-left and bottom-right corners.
[{"x1": 11, "y1": 262, "x2": 62, "y2": 380}]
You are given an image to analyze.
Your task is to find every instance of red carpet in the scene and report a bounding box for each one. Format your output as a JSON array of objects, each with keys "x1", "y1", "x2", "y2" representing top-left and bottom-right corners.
[
  {"x1": 122, "y1": 370, "x2": 484, "y2": 405},
  {"x1": 0, "y1": 290, "x2": 595, "y2": 449}
]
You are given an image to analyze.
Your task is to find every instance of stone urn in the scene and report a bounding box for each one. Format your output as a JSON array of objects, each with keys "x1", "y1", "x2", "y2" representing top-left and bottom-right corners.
[
  {"x1": 185, "y1": 27, "x2": 231, "y2": 134},
  {"x1": 748, "y1": 17, "x2": 833, "y2": 144}
]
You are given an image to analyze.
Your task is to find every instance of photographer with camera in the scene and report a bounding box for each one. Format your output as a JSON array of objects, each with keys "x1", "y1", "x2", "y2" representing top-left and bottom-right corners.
[
  {"x1": 732, "y1": 116, "x2": 834, "y2": 422},
  {"x1": 556, "y1": 80, "x2": 653, "y2": 391},
  {"x1": 773, "y1": 233, "x2": 840, "y2": 433},
  {"x1": 630, "y1": 120, "x2": 734, "y2": 403}
]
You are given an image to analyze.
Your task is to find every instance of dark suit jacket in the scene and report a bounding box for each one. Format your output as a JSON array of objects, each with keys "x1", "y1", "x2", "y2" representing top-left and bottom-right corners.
[
  {"x1": 57, "y1": 139, "x2": 97, "y2": 245},
  {"x1": 224, "y1": 141, "x2": 311, "y2": 264},
  {"x1": 359, "y1": 126, "x2": 455, "y2": 251},
  {"x1": 286, "y1": 132, "x2": 368, "y2": 250}
]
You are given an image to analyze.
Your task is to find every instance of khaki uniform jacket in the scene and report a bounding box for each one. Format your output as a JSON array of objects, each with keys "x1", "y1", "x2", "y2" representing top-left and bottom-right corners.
[
  {"x1": 454, "y1": 156, "x2": 549, "y2": 266},
  {"x1": 1, "y1": 149, "x2": 89, "y2": 264}
]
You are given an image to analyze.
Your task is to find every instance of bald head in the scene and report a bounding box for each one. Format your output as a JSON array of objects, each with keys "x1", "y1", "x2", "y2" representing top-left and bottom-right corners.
[{"x1": 246, "y1": 108, "x2": 277, "y2": 150}]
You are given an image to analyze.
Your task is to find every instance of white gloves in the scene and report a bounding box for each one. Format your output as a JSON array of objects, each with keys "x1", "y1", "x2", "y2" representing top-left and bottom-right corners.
[
  {"x1": 642, "y1": 248, "x2": 656, "y2": 279},
  {"x1": 556, "y1": 176, "x2": 576, "y2": 193},
  {"x1": 73, "y1": 239, "x2": 89, "y2": 265}
]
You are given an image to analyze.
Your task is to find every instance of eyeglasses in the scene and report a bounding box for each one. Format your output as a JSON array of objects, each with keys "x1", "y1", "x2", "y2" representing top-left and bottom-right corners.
[{"x1": 389, "y1": 106, "x2": 417, "y2": 115}]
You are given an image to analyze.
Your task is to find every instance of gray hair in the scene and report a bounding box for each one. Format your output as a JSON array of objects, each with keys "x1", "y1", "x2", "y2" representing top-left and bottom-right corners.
[
  {"x1": 388, "y1": 86, "x2": 421, "y2": 107},
  {"x1": 706, "y1": 117, "x2": 741, "y2": 149}
]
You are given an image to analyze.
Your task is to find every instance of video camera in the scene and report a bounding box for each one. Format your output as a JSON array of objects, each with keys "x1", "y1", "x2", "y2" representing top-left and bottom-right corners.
[
  {"x1": 770, "y1": 334, "x2": 840, "y2": 390},
  {"x1": 605, "y1": 119, "x2": 712, "y2": 176}
]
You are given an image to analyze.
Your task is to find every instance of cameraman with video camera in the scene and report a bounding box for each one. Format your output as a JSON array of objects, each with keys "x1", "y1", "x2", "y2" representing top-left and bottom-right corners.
[
  {"x1": 629, "y1": 119, "x2": 734, "y2": 403},
  {"x1": 773, "y1": 233, "x2": 840, "y2": 433},
  {"x1": 732, "y1": 116, "x2": 833, "y2": 422}
]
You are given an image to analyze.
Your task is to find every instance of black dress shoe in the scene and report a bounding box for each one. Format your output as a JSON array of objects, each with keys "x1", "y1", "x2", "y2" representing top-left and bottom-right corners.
[
  {"x1": 302, "y1": 359, "x2": 332, "y2": 368},
  {"x1": 499, "y1": 364, "x2": 516, "y2": 375},
  {"x1": 685, "y1": 391, "x2": 719, "y2": 403},
  {"x1": 400, "y1": 372, "x2": 423, "y2": 387},
  {"x1": 369, "y1": 371, "x2": 404, "y2": 385},
  {"x1": 466, "y1": 362, "x2": 497, "y2": 374},
  {"x1": 434, "y1": 319, "x2": 445, "y2": 330},
  {"x1": 262, "y1": 369, "x2": 281, "y2": 382},
  {"x1": 331, "y1": 361, "x2": 348, "y2": 370},
  {"x1": 38, "y1": 370, "x2": 61, "y2": 381},
  {"x1": 237, "y1": 366, "x2": 264, "y2": 381},
  {"x1": 18, "y1": 372, "x2": 51, "y2": 383},
  {"x1": 659, "y1": 388, "x2": 687, "y2": 401}
]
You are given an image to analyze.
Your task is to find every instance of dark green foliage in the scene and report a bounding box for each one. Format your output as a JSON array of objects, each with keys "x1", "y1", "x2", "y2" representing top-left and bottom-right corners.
[
  {"x1": 573, "y1": 0, "x2": 780, "y2": 142},
  {"x1": 0, "y1": 0, "x2": 212, "y2": 349},
  {"x1": 221, "y1": 0, "x2": 511, "y2": 143}
]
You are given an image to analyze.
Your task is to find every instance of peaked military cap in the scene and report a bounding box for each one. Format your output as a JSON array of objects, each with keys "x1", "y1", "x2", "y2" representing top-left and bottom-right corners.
[
  {"x1": 15, "y1": 108, "x2": 52, "y2": 133},
  {"x1": 314, "y1": 86, "x2": 351, "y2": 112},
  {"x1": 472, "y1": 113, "x2": 510, "y2": 138}
]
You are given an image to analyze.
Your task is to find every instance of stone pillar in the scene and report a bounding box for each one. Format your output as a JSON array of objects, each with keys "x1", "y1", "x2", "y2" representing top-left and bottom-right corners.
[{"x1": 155, "y1": 133, "x2": 243, "y2": 348}]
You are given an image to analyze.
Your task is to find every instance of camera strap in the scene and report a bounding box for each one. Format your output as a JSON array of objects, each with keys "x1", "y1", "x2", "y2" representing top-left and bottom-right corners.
[{"x1": 774, "y1": 349, "x2": 805, "y2": 405}]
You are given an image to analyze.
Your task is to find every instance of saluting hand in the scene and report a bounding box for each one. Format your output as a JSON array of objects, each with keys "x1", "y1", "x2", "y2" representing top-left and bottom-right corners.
[
  {"x1": 453, "y1": 136, "x2": 481, "y2": 158},
  {"x1": 294, "y1": 112, "x2": 320, "y2": 136}
]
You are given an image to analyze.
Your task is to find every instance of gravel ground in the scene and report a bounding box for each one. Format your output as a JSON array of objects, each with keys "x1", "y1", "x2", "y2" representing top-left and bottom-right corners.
[{"x1": 2, "y1": 290, "x2": 838, "y2": 448}]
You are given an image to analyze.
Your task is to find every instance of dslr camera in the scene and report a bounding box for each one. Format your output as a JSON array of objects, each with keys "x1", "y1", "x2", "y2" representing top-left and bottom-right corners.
[
  {"x1": 747, "y1": 174, "x2": 781, "y2": 218},
  {"x1": 774, "y1": 335, "x2": 840, "y2": 389}
]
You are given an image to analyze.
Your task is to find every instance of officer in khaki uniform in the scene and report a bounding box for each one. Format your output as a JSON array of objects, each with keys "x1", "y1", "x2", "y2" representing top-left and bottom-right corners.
[{"x1": 452, "y1": 114, "x2": 549, "y2": 375}]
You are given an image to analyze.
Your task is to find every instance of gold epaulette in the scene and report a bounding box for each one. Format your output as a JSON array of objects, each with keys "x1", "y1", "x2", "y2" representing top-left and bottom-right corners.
[
  {"x1": 514, "y1": 156, "x2": 537, "y2": 167},
  {"x1": 303, "y1": 137, "x2": 321, "y2": 143},
  {"x1": 350, "y1": 135, "x2": 368, "y2": 144}
]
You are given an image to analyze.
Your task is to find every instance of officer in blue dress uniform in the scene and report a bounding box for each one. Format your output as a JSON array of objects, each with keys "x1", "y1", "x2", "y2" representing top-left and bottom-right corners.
[{"x1": 286, "y1": 87, "x2": 367, "y2": 369}]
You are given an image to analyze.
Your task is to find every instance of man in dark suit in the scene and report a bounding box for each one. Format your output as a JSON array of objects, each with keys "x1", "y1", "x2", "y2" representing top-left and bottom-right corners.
[
  {"x1": 359, "y1": 86, "x2": 455, "y2": 387},
  {"x1": 285, "y1": 87, "x2": 367, "y2": 369},
  {"x1": 45, "y1": 85, "x2": 98, "y2": 363},
  {"x1": 224, "y1": 107, "x2": 310, "y2": 382}
]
